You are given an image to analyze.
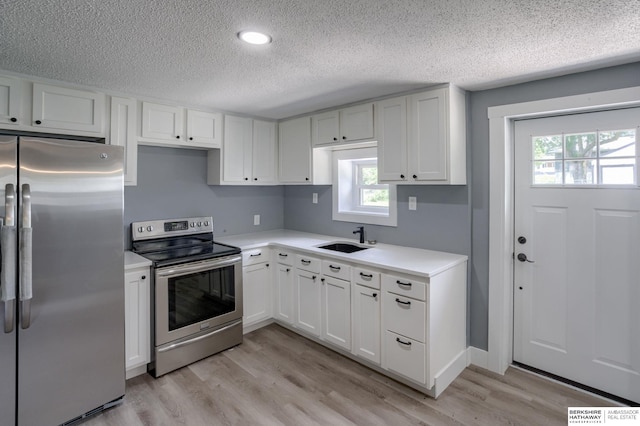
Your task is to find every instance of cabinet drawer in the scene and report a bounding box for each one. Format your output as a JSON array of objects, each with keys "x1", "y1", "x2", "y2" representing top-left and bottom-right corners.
[
  {"x1": 383, "y1": 292, "x2": 426, "y2": 342},
  {"x1": 353, "y1": 267, "x2": 380, "y2": 289},
  {"x1": 274, "y1": 249, "x2": 294, "y2": 266},
  {"x1": 384, "y1": 331, "x2": 426, "y2": 384},
  {"x1": 296, "y1": 254, "x2": 321, "y2": 273},
  {"x1": 242, "y1": 248, "x2": 270, "y2": 266},
  {"x1": 382, "y1": 273, "x2": 427, "y2": 301},
  {"x1": 322, "y1": 260, "x2": 351, "y2": 280}
]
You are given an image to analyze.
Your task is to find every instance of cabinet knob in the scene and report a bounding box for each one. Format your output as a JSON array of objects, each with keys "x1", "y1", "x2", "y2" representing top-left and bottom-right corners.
[
  {"x1": 189, "y1": 137, "x2": 193, "y2": 141},
  {"x1": 254, "y1": 178, "x2": 258, "y2": 181},
  {"x1": 34, "y1": 120, "x2": 42, "y2": 125},
  {"x1": 176, "y1": 135, "x2": 180, "y2": 139},
  {"x1": 342, "y1": 136, "x2": 347, "y2": 140},
  {"x1": 10, "y1": 117, "x2": 17, "y2": 123},
  {"x1": 141, "y1": 275, "x2": 146, "y2": 280},
  {"x1": 244, "y1": 177, "x2": 248, "y2": 181},
  {"x1": 412, "y1": 174, "x2": 417, "y2": 179},
  {"x1": 400, "y1": 174, "x2": 405, "y2": 179},
  {"x1": 333, "y1": 137, "x2": 337, "y2": 141},
  {"x1": 305, "y1": 177, "x2": 309, "y2": 181}
]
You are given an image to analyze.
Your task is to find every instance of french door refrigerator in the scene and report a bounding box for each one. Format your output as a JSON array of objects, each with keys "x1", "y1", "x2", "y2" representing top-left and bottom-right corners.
[{"x1": 0, "y1": 135, "x2": 125, "y2": 425}]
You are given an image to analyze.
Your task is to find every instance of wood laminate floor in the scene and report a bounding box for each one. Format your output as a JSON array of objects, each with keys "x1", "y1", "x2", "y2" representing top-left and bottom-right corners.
[{"x1": 83, "y1": 324, "x2": 616, "y2": 426}]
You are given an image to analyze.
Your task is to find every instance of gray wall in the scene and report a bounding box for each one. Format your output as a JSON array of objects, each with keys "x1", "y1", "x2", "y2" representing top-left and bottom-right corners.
[{"x1": 124, "y1": 145, "x2": 284, "y2": 246}]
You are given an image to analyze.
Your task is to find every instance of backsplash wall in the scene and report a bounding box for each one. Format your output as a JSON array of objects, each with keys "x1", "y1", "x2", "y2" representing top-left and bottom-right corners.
[{"x1": 123, "y1": 145, "x2": 284, "y2": 247}]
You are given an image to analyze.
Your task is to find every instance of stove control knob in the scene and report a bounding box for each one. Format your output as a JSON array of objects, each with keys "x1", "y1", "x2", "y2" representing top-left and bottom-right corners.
[
  {"x1": 190, "y1": 222, "x2": 195, "y2": 228},
  {"x1": 146, "y1": 225, "x2": 153, "y2": 232},
  {"x1": 204, "y1": 221, "x2": 210, "y2": 227},
  {"x1": 197, "y1": 221, "x2": 202, "y2": 227},
  {"x1": 137, "y1": 226, "x2": 144, "y2": 233}
]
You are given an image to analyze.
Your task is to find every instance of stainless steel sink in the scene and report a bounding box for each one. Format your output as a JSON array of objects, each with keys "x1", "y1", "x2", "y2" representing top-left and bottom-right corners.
[{"x1": 317, "y1": 242, "x2": 369, "y2": 253}]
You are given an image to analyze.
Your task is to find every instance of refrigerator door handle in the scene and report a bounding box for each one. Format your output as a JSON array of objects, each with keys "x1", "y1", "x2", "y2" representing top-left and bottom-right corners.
[
  {"x1": 20, "y1": 184, "x2": 32, "y2": 330},
  {"x1": 2, "y1": 184, "x2": 16, "y2": 333}
]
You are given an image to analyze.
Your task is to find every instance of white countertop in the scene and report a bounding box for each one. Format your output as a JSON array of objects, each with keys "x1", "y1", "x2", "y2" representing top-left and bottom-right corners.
[
  {"x1": 217, "y1": 229, "x2": 467, "y2": 278},
  {"x1": 124, "y1": 250, "x2": 152, "y2": 270}
]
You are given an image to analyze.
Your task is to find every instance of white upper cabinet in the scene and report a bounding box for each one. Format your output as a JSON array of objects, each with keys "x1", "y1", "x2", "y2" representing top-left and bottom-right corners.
[
  {"x1": 208, "y1": 115, "x2": 277, "y2": 185},
  {"x1": 312, "y1": 103, "x2": 374, "y2": 146},
  {"x1": 110, "y1": 96, "x2": 137, "y2": 186},
  {"x1": 186, "y1": 109, "x2": 222, "y2": 148},
  {"x1": 32, "y1": 83, "x2": 105, "y2": 134},
  {"x1": 279, "y1": 116, "x2": 331, "y2": 185},
  {"x1": 141, "y1": 102, "x2": 184, "y2": 143},
  {"x1": 377, "y1": 85, "x2": 466, "y2": 185},
  {"x1": 140, "y1": 101, "x2": 222, "y2": 149},
  {"x1": 0, "y1": 76, "x2": 21, "y2": 126}
]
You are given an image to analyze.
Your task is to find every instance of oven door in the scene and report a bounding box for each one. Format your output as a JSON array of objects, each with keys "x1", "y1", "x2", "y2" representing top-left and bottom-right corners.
[{"x1": 154, "y1": 255, "x2": 242, "y2": 346}]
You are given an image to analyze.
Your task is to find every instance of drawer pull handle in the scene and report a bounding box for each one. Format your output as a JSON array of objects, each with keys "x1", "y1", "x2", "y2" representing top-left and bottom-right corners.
[
  {"x1": 396, "y1": 280, "x2": 412, "y2": 287},
  {"x1": 278, "y1": 253, "x2": 288, "y2": 257},
  {"x1": 396, "y1": 337, "x2": 412, "y2": 346},
  {"x1": 366, "y1": 292, "x2": 377, "y2": 298},
  {"x1": 249, "y1": 253, "x2": 262, "y2": 257},
  {"x1": 300, "y1": 259, "x2": 311, "y2": 264},
  {"x1": 329, "y1": 265, "x2": 341, "y2": 271},
  {"x1": 359, "y1": 272, "x2": 373, "y2": 279},
  {"x1": 395, "y1": 298, "x2": 411, "y2": 306}
]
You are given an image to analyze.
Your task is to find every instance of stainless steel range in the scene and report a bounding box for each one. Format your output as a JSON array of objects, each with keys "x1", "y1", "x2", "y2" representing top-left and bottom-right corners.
[{"x1": 131, "y1": 216, "x2": 243, "y2": 377}]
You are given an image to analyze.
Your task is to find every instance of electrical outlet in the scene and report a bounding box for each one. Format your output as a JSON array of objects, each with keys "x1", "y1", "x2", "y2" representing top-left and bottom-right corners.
[
  {"x1": 409, "y1": 196, "x2": 417, "y2": 211},
  {"x1": 312, "y1": 193, "x2": 318, "y2": 204},
  {"x1": 253, "y1": 214, "x2": 260, "y2": 226}
]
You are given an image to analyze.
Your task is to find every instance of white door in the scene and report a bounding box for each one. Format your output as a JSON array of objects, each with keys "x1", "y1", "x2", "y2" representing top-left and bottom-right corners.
[
  {"x1": 295, "y1": 270, "x2": 321, "y2": 336},
  {"x1": 513, "y1": 108, "x2": 640, "y2": 403},
  {"x1": 321, "y1": 276, "x2": 351, "y2": 350},
  {"x1": 353, "y1": 284, "x2": 380, "y2": 364},
  {"x1": 274, "y1": 263, "x2": 294, "y2": 324}
]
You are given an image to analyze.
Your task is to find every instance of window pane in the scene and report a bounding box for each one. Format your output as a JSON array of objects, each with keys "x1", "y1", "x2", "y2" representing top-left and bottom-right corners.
[
  {"x1": 533, "y1": 160, "x2": 562, "y2": 184},
  {"x1": 599, "y1": 129, "x2": 636, "y2": 158},
  {"x1": 564, "y1": 160, "x2": 596, "y2": 184},
  {"x1": 600, "y1": 158, "x2": 636, "y2": 185},
  {"x1": 361, "y1": 189, "x2": 389, "y2": 207},
  {"x1": 533, "y1": 135, "x2": 562, "y2": 160},
  {"x1": 360, "y1": 165, "x2": 378, "y2": 185},
  {"x1": 565, "y1": 133, "x2": 597, "y2": 158}
]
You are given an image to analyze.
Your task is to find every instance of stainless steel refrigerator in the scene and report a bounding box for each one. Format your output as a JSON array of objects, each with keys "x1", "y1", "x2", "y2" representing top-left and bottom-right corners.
[{"x1": 0, "y1": 135, "x2": 125, "y2": 425}]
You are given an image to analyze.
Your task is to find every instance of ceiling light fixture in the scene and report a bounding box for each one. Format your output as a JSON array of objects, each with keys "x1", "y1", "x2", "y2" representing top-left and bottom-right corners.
[{"x1": 238, "y1": 31, "x2": 272, "y2": 45}]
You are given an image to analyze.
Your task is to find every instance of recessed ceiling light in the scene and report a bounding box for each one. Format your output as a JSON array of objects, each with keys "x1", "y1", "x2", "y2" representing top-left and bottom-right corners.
[{"x1": 238, "y1": 31, "x2": 272, "y2": 45}]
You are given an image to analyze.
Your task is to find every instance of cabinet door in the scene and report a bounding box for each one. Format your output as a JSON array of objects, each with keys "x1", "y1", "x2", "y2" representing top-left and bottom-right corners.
[
  {"x1": 340, "y1": 103, "x2": 374, "y2": 142},
  {"x1": 252, "y1": 120, "x2": 277, "y2": 184},
  {"x1": 312, "y1": 110, "x2": 339, "y2": 146},
  {"x1": 32, "y1": 83, "x2": 105, "y2": 134},
  {"x1": 186, "y1": 109, "x2": 222, "y2": 147},
  {"x1": 223, "y1": 115, "x2": 253, "y2": 183},
  {"x1": 295, "y1": 269, "x2": 321, "y2": 336},
  {"x1": 279, "y1": 117, "x2": 312, "y2": 183},
  {"x1": 376, "y1": 97, "x2": 408, "y2": 182},
  {"x1": 141, "y1": 102, "x2": 184, "y2": 141},
  {"x1": 0, "y1": 76, "x2": 21, "y2": 126},
  {"x1": 110, "y1": 97, "x2": 137, "y2": 186},
  {"x1": 124, "y1": 269, "x2": 150, "y2": 371},
  {"x1": 321, "y1": 276, "x2": 351, "y2": 350},
  {"x1": 353, "y1": 284, "x2": 380, "y2": 364},
  {"x1": 408, "y1": 89, "x2": 447, "y2": 181},
  {"x1": 243, "y1": 262, "x2": 272, "y2": 326},
  {"x1": 275, "y1": 263, "x2": 295, "y2": 324}
]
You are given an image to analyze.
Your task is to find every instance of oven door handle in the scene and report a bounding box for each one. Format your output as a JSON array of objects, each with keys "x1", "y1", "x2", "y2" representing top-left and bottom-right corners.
[
  {"x1": 157, "y1": 319, "x2": 243, "y2": 353},
  {"x1": 156, "y1": 255, "x2": 242, "y2": 278}
]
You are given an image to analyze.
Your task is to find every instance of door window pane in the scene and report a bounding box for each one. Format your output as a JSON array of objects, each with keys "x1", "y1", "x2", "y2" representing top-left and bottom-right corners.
[
  {"x1": 564, "y1": 160, "x2": 596, "y2": 184},
  {"x1": 534, "y1": 161, "x2": 563, "y2": 184},
  {"x1": 565, "y1": 133, "x2": 597, "y2": 158},
  {"x1": 533, "y1": 135, "x2": 562, "y2": 160}
]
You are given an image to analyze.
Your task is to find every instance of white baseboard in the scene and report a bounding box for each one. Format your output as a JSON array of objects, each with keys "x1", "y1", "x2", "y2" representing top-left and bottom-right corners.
[
  {"x1": 243, "y1": 318, "x2": 274, "y2": 334},
  {"x1": 125, "y1": 364, "x2": 147, "y2": 380},
  {"x1": 467, "y1": 346, "x2": 489, "y2": 370}
]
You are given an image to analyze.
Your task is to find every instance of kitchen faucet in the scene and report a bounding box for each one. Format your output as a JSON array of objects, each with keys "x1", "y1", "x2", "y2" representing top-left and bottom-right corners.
[{"x1": 353, "y1": 226, "x2": 364, "y2": 244}]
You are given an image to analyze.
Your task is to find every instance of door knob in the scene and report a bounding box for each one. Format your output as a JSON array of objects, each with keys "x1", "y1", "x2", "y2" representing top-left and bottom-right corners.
[{"x1": 517, "y1": 253, "x2": 534, "y2": 263}]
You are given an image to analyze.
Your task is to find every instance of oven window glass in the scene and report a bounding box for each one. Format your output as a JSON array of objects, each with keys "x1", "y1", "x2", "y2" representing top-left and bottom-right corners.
[{"x1": 168, "y1": 265, "x2": 236, "y2": 331}]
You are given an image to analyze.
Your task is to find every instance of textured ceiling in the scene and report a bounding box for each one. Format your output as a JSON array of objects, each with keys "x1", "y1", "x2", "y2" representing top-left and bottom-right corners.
[{"x1": 1, "y1": 0, "x2": 639, "y2": 119}]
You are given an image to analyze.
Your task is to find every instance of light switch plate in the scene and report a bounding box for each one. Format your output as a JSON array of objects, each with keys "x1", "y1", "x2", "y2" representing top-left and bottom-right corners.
[
  {"x1": 254, "y1": 214, "x2": 260, "y2": 225},
  {"x1": 409, "y1": 196, "x2": 417, "y2": 211}
]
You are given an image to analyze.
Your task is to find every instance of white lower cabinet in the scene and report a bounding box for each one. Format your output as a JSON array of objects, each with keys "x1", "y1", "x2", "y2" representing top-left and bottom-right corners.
[
  {"x1": 384, "y1": 331, "x2": 426, "y2": 384},
  {"x1": 274, "y1": 263, "x2": 294, "y2": 325},
  {"x1": 321, "y1": 275, "x2": 351, "y2": 350},
  {"x1": 352, "y1": 284, "x2": 380, "y2": 364},
  {"x1": 242, "y1": 248, "x2": 272, "y2": 328},
  {"x1": 124, "y1": 266, "x2": 150, "y2": 378},
  {"x1": 295, "y1": 267, "x2": 322, "y2": 337}
]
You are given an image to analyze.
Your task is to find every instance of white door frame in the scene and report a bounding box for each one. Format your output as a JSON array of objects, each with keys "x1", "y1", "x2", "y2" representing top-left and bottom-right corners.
[{"x1": 486, "y1": 86, "x2": 640, "y2": 375}]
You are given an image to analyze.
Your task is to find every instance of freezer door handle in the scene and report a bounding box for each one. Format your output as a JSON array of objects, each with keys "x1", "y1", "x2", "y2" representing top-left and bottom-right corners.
[
  {"x1": 20, "y1": 184, "x2": 32, "y2": 330},
  {"x1": 1, "y1": 184, "x2": 16, "y2": 333}
]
